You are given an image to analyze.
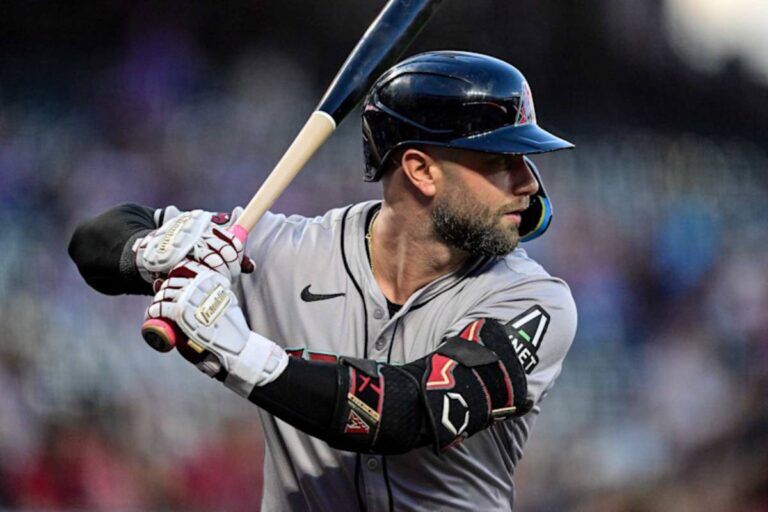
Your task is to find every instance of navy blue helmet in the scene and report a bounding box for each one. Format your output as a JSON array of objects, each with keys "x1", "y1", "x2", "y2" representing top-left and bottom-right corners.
[{"x1": 361, "y1": 51, "x2": 573, "y2": 242}]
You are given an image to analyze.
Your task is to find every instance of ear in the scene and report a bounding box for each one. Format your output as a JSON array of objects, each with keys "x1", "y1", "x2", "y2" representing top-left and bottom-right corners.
[{"x1": 400, "y1": 148, "x2": 442, "y2": 198}]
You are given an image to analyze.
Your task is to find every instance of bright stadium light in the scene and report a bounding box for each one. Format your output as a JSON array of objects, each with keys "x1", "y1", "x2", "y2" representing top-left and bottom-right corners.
[{"x1": 666, "y1": 0, "x2": 768, "y2": 82}]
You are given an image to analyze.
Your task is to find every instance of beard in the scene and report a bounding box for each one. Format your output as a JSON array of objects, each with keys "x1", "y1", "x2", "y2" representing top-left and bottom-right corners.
[{"x1": 431, "y1": 184, "x2": 521, "y2": 257}]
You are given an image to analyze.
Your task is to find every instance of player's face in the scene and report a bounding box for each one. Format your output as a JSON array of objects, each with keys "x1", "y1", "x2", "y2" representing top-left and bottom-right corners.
[{"x1": 430, "y1": 150, "x2": 539, "y2": 257}]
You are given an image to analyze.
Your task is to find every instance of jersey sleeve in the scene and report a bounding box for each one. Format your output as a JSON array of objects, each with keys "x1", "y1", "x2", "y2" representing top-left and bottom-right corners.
[
  {"x1": 446, "y1": 276, "x2": 577, "y2": 405},
  {"x1": 242, "y1": 211, "x2": 316, "y2": 286},
  {"x1": 242, "y1": 211, "x2": 290, "y2": 263}
]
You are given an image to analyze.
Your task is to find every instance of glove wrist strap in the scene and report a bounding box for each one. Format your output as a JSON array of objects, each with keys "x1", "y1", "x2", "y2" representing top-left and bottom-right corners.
[{"x1": 224, "y1": 332, "x2": 289, "y2": 397}]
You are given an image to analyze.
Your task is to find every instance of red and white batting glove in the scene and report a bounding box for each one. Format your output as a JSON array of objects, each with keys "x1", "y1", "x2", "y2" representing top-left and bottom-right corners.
[
  {"x1": 133, "y1": 207, "x2": 254, "y2": 284},
  {"x1": 145, "y1": 260, "x2": 288, "y2": 397}
]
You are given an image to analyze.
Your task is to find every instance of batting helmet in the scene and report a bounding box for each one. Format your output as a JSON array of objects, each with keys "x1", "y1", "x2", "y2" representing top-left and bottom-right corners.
[{"x1": 361, "y1": 51, "x2": 572, "y2": 242}]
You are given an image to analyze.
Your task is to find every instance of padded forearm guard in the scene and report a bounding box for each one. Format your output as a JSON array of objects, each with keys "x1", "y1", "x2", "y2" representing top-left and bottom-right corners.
[{"x1": 331, "y1": 319, "x2": 532, "y2": 454}]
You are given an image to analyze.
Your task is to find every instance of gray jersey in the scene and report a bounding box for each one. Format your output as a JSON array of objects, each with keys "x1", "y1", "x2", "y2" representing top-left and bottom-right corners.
[{"x1": 238, "y1": 200, "x2": 577, "y2": 511}]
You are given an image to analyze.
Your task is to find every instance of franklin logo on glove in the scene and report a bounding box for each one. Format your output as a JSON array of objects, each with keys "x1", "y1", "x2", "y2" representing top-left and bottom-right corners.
[
  {"x1": 156, "y1": 213, "x2": 192, "y2": 255},
  {"x1": 195, "y1": 285, "x2": 230, "y2": 326}
]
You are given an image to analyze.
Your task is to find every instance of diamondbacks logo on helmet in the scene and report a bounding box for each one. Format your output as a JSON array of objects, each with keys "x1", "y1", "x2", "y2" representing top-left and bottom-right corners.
[{"x1": 515, "y1": 81, "x2": 537, "y2": 127}]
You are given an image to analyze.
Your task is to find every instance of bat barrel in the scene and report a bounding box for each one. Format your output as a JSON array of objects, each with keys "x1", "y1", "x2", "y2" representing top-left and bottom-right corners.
[{"x1": 317, "y1": 0, "x2": 443, "y2": 123}]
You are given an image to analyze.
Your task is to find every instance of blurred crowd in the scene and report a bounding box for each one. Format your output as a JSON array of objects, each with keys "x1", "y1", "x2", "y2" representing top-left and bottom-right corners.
[{"x1": 2, "y1": 20, "x2": 768, "y2": 512}]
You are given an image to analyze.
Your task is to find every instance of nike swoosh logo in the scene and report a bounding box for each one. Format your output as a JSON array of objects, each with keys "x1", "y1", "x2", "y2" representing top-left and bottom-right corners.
[{"x1": 300, "y1": 285, "x2": 345, "y2": 302}]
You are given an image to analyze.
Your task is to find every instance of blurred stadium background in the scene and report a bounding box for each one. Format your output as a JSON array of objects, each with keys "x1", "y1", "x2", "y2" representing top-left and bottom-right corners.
[{"x1": 1, "y1": 1, "x2": 767, "y2": 510}]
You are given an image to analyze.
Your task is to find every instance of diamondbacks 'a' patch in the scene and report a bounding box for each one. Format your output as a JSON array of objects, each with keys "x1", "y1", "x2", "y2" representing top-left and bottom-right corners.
[{"x1": 503, "y1": 306, "x2": 550, "y2": 374}]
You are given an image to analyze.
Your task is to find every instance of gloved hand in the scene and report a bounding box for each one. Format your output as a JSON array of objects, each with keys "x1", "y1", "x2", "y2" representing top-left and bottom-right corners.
[
  {"x1": 133, "y1": 207, "x2": 254, "y2": 284},
  {"x1": 145, "y1": 260, "x2": 288, "y2": 397}
]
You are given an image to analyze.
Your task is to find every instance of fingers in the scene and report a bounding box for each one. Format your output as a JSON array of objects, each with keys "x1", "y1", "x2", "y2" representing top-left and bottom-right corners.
[
  {"x1": 167, "y1": 260, "x2": 205, "y2": 279},
  {"x1": 146, "y1": 297, "x2": 179, "y2": 321},
  {"x1": 146, "y1": 279, "x2": 186, "y2": 319},
  {"x1": 146, "y1": 260, "x2": 217, "y2": 321},
  {"x1": 190, "y1": 227, "x2": 249, "y2": 280}
]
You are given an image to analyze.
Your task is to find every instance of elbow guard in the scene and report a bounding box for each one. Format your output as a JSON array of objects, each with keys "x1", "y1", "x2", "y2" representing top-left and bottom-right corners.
[
  {"x1": 331, "y1": 319, "x2": 532, "y2": 454},
  {"x1": 421, "y1": 318, "x2": 533, "y2": 451}
]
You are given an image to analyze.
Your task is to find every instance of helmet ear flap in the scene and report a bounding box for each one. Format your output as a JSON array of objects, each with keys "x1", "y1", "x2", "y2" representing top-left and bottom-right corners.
[{"x1": 519, "y1": 157, "x2": 553, "y2": 243}]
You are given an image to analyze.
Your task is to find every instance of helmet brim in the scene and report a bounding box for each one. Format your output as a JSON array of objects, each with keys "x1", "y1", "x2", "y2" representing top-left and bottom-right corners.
[{"x1": 449, "y1": 123, "x2": 574, "y2": 155}]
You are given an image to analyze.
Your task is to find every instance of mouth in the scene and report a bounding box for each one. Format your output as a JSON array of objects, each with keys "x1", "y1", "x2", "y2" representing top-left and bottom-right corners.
[
  {"x1": 502, "y1": 211, "x2": 523, "y2": 224},
  {"x1": 501, "y1": 205, "x2": 528, "y2": 225}
]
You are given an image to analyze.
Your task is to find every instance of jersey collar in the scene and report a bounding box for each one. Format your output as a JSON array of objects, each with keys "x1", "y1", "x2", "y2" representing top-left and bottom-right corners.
[{"x1": 342, "y1": 201, "x2": 492, "y2": 319}]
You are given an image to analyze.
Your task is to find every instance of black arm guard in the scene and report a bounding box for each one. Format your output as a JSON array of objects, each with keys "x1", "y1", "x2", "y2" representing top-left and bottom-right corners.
[
  {"x1": 421, "y1": 319, "x2": 533, "y2": 451},
  {"x1": 246, "y1": 319, "x2": 532, "y2": 455},
  {"x1": 329, "y1": 358, "x2": 427, "y2": 453},
  {"x1": 68, "y1": 203, "x2": 157, "y2": 295}
]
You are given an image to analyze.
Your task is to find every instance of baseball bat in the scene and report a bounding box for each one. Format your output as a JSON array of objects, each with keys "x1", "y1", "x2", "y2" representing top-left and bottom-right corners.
[{"x1": 141, "y1": 0, "x2": 444, "y2": 353}]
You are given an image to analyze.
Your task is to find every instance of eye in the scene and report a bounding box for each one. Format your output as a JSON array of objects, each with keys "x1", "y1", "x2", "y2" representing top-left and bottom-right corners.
[
  {"x1": 486, "y1": 157, "x2": 511, "y2": 174},
  {"x1": 483, "y1": 155, "x2": 506, "y2": 167}
]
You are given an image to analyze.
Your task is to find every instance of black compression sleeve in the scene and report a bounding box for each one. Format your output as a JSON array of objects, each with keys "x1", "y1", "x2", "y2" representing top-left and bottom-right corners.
[
  {"x1": 248, "y1": 358, "x2": 343, "y2": 440},
  {"x1": 248, "y1": 357, "x2": 433, "y2": 455},
  {"x1": 68, "y1": 203, "x2": 156, "y2": 296}
]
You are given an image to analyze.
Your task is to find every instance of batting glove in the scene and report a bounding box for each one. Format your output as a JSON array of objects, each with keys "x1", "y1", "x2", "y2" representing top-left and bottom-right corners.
[
  {"x1": 133, "y1": 207, "x2": 254, "y2": 284},
  {"x1": 145, "y1": 260, "x2": 288, "y2": 397}
]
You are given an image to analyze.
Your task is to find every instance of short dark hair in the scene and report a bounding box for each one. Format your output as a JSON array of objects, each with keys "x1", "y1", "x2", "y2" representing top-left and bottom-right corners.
[
  {"x1": 381, "y1": 144, "x2": 443, "y2": 177},
  {"x1": 381, "y1": 146, "x2": 408, "y2": 176}
]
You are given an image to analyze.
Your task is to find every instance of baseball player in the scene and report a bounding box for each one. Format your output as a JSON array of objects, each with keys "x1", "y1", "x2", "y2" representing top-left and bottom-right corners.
[{"x1": 69, "y1": 52, "x2": 577, "y2": 511}]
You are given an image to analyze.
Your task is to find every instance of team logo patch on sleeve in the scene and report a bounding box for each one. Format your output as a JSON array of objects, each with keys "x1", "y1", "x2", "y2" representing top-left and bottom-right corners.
[{"x1": 503, "y1": 306, "x2": 550, "y2": 374}]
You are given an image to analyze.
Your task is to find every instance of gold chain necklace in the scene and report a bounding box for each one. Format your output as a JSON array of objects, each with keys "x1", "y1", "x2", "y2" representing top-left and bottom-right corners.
[{"x1": 366, "y1": 208, "x2": 381, "y2": 274}]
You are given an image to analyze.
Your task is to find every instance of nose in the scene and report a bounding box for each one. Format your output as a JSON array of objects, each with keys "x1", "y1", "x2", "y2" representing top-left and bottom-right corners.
[{"x1": 510, "y1": 157, "x2": 539, "y2": 196}]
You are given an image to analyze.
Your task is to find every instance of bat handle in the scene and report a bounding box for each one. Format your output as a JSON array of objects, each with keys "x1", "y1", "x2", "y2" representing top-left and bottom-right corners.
[{"x1": 140, "y1": 224, "x2": 250, "y2": 353}]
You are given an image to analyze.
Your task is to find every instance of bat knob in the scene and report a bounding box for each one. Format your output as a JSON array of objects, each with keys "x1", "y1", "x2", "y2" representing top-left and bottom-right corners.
[{"x1": 141, "y1": 318, "x2": 178, "y2": 352}]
